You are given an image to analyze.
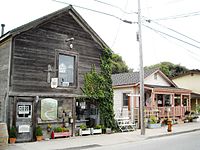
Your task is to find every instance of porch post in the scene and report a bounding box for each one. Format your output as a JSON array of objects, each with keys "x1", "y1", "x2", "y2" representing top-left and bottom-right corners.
[
  {"x1": 180, "y1": 94, "x2": 183, "y2": 118},
  {"x1": 131, "y1": 96, "x2": 135, "y2": 123},
  {"x1": 171, "y1": 94, "x2": 175, "y2": 119},
  {"x1": 196, "y1": 98, "x2": 198, "y2": 113}
]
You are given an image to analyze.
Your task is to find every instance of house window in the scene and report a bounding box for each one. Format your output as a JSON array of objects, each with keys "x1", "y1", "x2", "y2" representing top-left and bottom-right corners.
[
  {"x1": 157, "y1": 94, "x2": 163, "y2": 107},
  {"x1": 164, "y1": 95, "x2": 171, "y2": 106},
  {"x1": 123, "y1": 93, "x2": 129, "y2": 107},
  {"x1": 58, "y1": 53, "x2": 76, "y2": 87}
]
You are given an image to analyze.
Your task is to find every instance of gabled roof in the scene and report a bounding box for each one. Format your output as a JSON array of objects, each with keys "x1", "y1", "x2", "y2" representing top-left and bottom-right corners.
[
  {"x1": 0, "y1": 5, "x2": 108, "y2": 49},
  {"x1": 111, "y1": 68, "x2": 177, "y2": 87},
  {"x1": 172, "y1": 69, "x2": 200, "y2": 79}
]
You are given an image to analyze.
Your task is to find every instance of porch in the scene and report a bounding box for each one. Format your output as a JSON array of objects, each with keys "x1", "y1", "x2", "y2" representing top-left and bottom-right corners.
[{"x1": 116, "y1": 85, "x2": 191, "y2": 125}]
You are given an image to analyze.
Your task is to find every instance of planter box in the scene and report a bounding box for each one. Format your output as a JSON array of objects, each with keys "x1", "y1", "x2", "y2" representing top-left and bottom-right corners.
[
  {"x1": 51, "y1": 131, "x2": 71, "y2": 139},
  {"x1": 79, "y1": 128, "x2": 91, "y2": 136},
  {"x1": 147, "y1": 123, "x2": 161, "y2": 129},
  {"x1": 91, "y1": 128, "x2": 102, "y2": 135}
]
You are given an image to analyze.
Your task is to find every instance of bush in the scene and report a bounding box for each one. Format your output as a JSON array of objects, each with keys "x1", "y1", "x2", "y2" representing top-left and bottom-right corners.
[
  {"x1": 36, "y1": 126, "x2": 43, "y2": 136},
  {"x1": 80, "y1": 124, "x2": 87, "y2": 130},
  {"x1": 95, "y1": 125, "x2": 102, "y2": 129},
  {"x1": 149, "y1": 116, "x2": 158, "y2": 124},
  {"x1": 9, "y1": 126, "x2": 17, "y2": 138},
  {"x1": 62, "y1": 127, "x2": 69, "y2": 132},
  {"x1": 53, "y1": 127, "x2": 62, "y2": 132}
]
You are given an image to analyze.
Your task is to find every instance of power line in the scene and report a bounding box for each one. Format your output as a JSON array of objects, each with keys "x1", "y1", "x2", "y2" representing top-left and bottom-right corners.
[
  {"x1": 52, "y1": 0, "x2": 136, "y2": 24},
  {"x1": 153, "y1": 10, "x2": 200, "y2": 21},
  {"x1": 144, "y1": 18, "x2": 200, "y2": 44},
  {"x1": 143, "y1": 24, "x2": 200, "y2": 49},
  {"x1": 92, "y1": 0, "x2": 136, "y2": 14},
  {"x1": 111, "y1": 0, "x2": 129, "y2": 48},
  {"x1": 153, "y1": 28, "x2": 200, "y2": 62}
]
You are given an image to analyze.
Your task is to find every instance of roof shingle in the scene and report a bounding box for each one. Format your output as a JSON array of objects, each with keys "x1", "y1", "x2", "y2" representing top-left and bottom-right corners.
[{"x1": 111, "y1": 68, "x2": 159, "y2": 86}]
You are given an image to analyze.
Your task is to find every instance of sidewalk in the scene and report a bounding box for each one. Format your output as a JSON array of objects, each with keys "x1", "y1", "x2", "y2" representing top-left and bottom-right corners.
[{"x1": 3, "y1": 121, "x2": 200, "y2": 150}]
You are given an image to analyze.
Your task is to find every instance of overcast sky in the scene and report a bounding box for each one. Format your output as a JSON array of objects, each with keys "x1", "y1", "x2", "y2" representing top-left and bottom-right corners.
[{"x1": 1, "y1": 0, "x2": 200, "y2": 70}]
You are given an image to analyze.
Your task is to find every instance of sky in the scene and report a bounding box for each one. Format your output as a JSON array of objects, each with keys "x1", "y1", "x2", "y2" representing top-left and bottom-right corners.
[{"x1": 0, "y1": 0, "x2": 200, "y2": 70}]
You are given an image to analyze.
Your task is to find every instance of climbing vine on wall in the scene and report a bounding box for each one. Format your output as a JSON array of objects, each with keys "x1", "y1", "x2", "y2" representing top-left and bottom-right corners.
[{"x1": 82, "y1": 48, "x2": 115, "y2": 129}]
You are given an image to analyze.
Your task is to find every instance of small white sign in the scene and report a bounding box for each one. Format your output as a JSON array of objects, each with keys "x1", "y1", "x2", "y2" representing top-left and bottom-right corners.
[
  {"x1": 18, "y1": 105, "x2": 29, "y2": 114},
  {"x1": 62, "y1": 82, "x2": 69, "y2": 87},
  {"x1": 18, "y1": 125, "x2": 30, "y2": 133},
  {"x1": 51, "y1": 78, "x2": 58, "y2": 88}
]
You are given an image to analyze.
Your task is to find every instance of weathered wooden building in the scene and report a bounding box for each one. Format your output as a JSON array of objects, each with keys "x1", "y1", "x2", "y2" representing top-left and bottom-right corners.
[{"x1": 0, "y1": 6, "x2": 107, "y2": 142}]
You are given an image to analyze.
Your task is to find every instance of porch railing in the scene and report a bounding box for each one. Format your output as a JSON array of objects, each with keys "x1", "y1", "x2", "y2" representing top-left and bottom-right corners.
[{"x1": 143, "y1": 106, "x2": 191, "y2": 119}]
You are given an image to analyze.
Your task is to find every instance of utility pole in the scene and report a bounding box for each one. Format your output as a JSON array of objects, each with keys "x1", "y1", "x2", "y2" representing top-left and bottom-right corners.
[{"x1": 137, "y1": 0, "x2": 145, "y2": 135}]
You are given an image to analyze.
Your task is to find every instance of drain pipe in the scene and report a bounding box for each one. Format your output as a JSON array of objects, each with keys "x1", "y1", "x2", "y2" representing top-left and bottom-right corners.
[{"x1": 1, "y1": 24, "x2": 5, "y2": 36}]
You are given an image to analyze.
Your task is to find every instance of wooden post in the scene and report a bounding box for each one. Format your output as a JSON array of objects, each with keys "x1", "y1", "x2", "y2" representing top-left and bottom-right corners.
[
  {"x1": 180, "y1": 94, "x2": 183, "y2": 118},
  {"x1": 72, "y1": 97, "x2": 76, "y2": 137}
]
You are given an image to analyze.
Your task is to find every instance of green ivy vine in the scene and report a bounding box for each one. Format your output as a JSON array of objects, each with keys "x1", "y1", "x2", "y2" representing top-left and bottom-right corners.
[{"x1": 82, "y1": 47, "x2": 116, "y2": 129}]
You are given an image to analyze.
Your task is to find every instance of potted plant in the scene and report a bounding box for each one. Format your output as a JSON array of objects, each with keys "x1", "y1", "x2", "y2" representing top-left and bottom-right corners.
[
  {"x1": 79, "y1": 124, "x2": 91, "y2": 136},
  {"x1": 147, "y1": 115, "x2": 161, "y2": 129},
  {"x1": 9, "y1": 126, "x2": 17, "y2": 144},
  {"x1": 36, "y1": 126, "x2": 43, "y2": 141},
  {"x1": 91, "y1": 125, "x2": 102, "y2": 135},
  {"x1": 51, "y1": 126, "x2": 70, "y2": 139}
]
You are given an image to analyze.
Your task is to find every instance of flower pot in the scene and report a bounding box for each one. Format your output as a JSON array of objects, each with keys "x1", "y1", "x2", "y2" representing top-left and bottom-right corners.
[
  {"x1": 192, "y1": 118, "x2": 198, "y2": 122},
  {"x1": 79, "y1": 128, "x2": 91, "y2": 136},
  {"x1": 91, "y1": 128, "x2": 102, "y2": 135},
  {"x1": 9, "y1": 138, "x2": 16, "y2": 144},
  {"x1": 147, "y1": 123, "x2": 161, "y2": 129},
  {"x1": 36, "y1": 136, "x2": 43, "y2": 141}
]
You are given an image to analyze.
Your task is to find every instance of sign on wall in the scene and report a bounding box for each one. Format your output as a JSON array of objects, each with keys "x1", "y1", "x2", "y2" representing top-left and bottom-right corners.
[
  {"x1": 18, "y1": 125, "x2": 30, "y2": 133},
  {"x1": 41, "y1": 98, "x2": 58, "y2": 120}
]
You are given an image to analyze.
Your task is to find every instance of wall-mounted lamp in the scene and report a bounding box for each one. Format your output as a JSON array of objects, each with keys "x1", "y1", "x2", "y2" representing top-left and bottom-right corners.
[{"x1": 65, "y1": 37, "x2": 74, "y2": 49}]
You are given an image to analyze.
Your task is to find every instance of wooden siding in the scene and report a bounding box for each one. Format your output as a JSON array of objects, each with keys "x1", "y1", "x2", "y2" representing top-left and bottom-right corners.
[
  {"x1": 11, "y1": 12, "x2": 102, "y2": 95},
  {"x1": 0, "y1": 39, "x2": 11, "y2": 121}
]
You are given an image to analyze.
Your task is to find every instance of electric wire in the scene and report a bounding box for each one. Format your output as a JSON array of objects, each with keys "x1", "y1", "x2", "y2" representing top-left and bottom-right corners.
[
  {"x1": 151, "y1": 27, "x2": 200, "y2": 62},
  {"x1": 111, "y1": 0, "x2": 129, "y2": 48},
  {"x1": 52, "y1": 0, "x2": 135, "y2": 23},
  {"x1": 143, "y1": 24, "x2": 200, "y2": 50},
  {"x1": 92, "y1": 0, "x2": 136, "y2": 14},
  {"x1": 143, "y1": 17, "x2": 200, "y2": 44},
  {"x1": 153, "y1": 10, "x2": 200, "y2": 21}
]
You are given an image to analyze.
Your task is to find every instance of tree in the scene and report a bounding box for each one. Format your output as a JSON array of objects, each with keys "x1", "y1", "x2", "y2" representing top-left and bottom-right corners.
[
  {"x1": 144, "y1": 61, "x2": 188, "y2": 77},
  {"x1": 111, "y1": 53, "x2": 129, "y2": 74}
]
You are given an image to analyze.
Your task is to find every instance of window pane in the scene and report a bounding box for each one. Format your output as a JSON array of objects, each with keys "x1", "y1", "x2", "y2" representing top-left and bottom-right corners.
[
  {"x1": 164, "y1": 95, "x2": 171, "y2": 106},
  {"x1": 59, "y1": 54, "x2": 75, "y2": 86}
]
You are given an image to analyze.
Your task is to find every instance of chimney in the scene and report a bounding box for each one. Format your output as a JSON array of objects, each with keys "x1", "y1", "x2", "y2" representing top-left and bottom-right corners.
[{"x1": 1, "y1": 24, "x2": 5, "y2": 36}]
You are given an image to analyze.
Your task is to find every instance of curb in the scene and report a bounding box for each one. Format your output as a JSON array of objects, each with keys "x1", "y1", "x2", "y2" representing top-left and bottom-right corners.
[{"x1": 146, "y1": 128, "x2": 200, "y2": 139}]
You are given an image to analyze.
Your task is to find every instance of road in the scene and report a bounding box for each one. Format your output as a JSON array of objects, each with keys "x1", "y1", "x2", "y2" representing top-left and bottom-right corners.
[{"x1": 90, "y1": 131, "x2": 200, "y2": 150}]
